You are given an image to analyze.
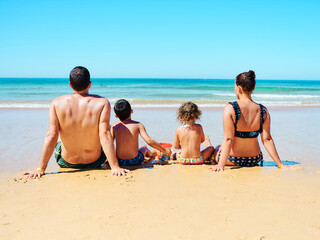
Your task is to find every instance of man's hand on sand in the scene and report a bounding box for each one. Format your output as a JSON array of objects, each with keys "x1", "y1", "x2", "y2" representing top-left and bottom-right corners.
[
  {"x1": 111, "y1": 167, "x2": 130, "y2": 176},
  {"x1": 23, "y1": 169, "x2": 45, "y2": 179},
  {"x1": 208, "y1": 165, "x2": 224, "y2": 172}
]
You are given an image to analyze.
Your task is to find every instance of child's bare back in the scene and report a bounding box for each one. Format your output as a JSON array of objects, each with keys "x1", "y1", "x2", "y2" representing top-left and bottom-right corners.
[
  {"x1": 112, "y1": 119, "x2": 143, "y2": 159},
  {"x1": 173, "y1": 102, "x2": 214, "y2": 164},
  {"x1": 175, "y1": 123, "x2": 204, "y2": 158},
  {"x1": 112, "y1": 99, "x2": 171, "y2": 167}
]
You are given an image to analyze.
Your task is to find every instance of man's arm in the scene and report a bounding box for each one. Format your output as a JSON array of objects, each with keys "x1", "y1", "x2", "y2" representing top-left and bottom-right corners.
[
  {"x1": 139, "y1": 123, "x2": 171, "y2": 156},
  {"x1": 99, "y1": 100, "x2": 130, "y2": 176},
  {"x1": 24, "y1": 101, "x2": 59, "y2": 178}
]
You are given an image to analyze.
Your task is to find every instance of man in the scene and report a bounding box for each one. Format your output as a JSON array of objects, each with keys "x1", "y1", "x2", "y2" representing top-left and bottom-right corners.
[{"x1": 25, "y1": 66, "x2": 130, "y2": 178}]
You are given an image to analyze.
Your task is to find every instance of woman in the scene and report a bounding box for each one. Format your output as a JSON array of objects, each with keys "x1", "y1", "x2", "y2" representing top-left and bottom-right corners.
[{"x1": 209, "y1": 70, "x2": 291, "y2": 172}]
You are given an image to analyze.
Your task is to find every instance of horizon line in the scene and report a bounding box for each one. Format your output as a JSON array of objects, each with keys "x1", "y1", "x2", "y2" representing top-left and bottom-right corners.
[{"x1": 0, "y1": 77, "x2": 320, "y2": 81}]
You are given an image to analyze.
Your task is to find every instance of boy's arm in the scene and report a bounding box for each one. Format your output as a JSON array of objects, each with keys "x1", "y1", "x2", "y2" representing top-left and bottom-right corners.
[
  {"x1": 260, "y1": 110, "x2": 290, "y2": 169},
  {"x1": 99, "y1": 100, "x2": 130, "y2": 176},
  {"x1": 24, "y1": 101, "x2": 59, "y2": 178},
  {"x1": 139, "y1": 123, "x2": 171, "y2": 156},
  {"x1": 173, "y1": 129, "x2": 181, "y2": 149}
]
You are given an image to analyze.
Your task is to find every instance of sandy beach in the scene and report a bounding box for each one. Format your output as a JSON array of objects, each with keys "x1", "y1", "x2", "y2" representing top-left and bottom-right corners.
[{"x1": 1, "y1": 107, "x2": 320, "y2": 239}]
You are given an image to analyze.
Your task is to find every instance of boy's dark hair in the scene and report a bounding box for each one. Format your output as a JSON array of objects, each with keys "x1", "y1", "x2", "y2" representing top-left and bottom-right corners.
[
  {"x1": 177, "y1": 102, "x2": 202, "y2": 123},
  {"x1": 69, "y1": 66, "x2": 91, "y2": 91},
  {"x1": 235, "y1": 70, "x2": 256, "y2": 93},
  {"x1": 114, "y1": 99, "x2": 132, "y2": 121}
]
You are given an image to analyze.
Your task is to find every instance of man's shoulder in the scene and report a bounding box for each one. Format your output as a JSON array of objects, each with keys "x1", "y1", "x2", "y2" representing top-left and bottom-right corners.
[
  {"x1": 90, "y1": 96, "x2": 111, "y2": 109},
  {"x1": 51, "y1": 94, "x2": 72, "y2": 105}
]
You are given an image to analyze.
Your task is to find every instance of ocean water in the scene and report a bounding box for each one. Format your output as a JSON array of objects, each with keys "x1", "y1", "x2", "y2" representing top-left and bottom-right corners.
[{"x1": 0, "y1": 78, "x2": 320, "y2": 108}]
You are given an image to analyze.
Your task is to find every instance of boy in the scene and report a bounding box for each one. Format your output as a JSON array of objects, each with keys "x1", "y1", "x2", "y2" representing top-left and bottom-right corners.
[{"x1": 111, "y1": 99, "x2": 171, "y2": 166}]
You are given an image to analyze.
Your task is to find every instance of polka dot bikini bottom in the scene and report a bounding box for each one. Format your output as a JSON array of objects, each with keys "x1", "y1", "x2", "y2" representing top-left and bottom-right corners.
[{"x1": 218, "y1": 151, "x2": 263, "y2": 167}]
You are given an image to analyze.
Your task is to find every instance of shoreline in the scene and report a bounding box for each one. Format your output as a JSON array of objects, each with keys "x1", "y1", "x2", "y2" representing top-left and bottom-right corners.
[{"x1": 1, "y1": 104, "x2": 320, "y2": 111}]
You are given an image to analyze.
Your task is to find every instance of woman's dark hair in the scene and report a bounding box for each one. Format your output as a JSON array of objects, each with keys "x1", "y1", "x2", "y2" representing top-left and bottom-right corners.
[
  {"x1": 177, "y1": 102, "x2": 202, "y2": 123},
  {"x1": 235, "y1": 70, "x2": 256, "y2": 93},
  {"x1": 69, "y1": 66, "x2": 91, "y2": 91},
  {"x1": 114, "y1": 99, "x2": 132, "y2": 121}
]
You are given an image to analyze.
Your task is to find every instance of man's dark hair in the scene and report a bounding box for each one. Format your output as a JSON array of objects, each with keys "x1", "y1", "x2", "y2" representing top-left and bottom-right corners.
[
  {"x1": 69, "y1": 66, "x2": 91, "y2": 91},
  {"x1": 114, "y1": 99, "x2": 132, "y2": 121}
]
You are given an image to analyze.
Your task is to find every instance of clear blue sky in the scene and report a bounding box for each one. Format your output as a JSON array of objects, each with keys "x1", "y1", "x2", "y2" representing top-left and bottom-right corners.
[{"x1": 0, "y1": 0, "x2": 319, "y2": 79}]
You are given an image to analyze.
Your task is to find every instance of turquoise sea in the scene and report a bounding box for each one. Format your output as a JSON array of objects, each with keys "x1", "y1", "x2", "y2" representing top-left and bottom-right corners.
[{"x1": 0, "y1": 78, "x2": 320, "y2": 108}]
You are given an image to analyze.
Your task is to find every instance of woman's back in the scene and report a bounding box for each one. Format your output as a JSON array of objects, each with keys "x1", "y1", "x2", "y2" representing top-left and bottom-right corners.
[
  {"x1": 228, "y1": 100, "x2": 264, "y2": 157},
  {"x1": 210, "y1": 70, "x2": 290, "y2": 171}
]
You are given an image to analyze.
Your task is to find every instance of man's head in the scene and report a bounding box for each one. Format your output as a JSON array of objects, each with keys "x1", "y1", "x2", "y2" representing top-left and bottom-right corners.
[
  {"x1": 114, "y1": 99, "x2": 132, "y2": 121},
  {"x1": 69, "y1": 66, "x2": 91, "y2": 91}
]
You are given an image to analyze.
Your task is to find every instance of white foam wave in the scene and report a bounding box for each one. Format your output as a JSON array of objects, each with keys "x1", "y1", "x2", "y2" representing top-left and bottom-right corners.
[
  {"x1": 213, "y1": 93, "x2": 320, "y2": 99},
  {"x1": 1, "y1": 101, "x2": 319, "y2": 109}
]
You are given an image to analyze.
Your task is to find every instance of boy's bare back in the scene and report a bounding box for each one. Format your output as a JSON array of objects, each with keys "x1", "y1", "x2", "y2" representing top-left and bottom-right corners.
[{"x1": 112, "y1": 120, "x2": 142, "y2": 159}]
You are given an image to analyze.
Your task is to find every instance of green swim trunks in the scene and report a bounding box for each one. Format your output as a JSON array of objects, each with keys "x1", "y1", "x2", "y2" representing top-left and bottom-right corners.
[{"x1": 54, "y1": 141, "x2": 106, "y2": 169}]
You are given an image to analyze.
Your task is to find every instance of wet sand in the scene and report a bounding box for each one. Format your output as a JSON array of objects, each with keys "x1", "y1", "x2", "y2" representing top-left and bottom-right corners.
[{"x1": 0, "y1": 107, "x2": 320, "y2": 239}]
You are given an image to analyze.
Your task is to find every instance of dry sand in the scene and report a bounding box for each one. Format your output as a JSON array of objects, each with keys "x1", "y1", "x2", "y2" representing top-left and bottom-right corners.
[{"x1": 1, "y1": 163, "x2": 320, "y2": 240}]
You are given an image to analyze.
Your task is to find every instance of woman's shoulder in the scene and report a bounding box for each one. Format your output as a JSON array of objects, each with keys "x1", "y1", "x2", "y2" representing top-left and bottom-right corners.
[{"x1": 223, "y1": 103, "x2": 235, "y2": 114}]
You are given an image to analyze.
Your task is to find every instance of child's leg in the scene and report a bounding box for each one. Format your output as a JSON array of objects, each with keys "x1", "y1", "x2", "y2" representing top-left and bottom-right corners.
[
  {"x1": 201, "y1": 136, "x2": 214, "y2": 161},
  {"x1": 139, "y1": 145, "x2": 157, "y2": 158}
]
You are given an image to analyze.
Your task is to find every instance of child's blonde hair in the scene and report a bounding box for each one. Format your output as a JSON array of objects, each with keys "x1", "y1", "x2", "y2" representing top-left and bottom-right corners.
[{"x1": 177, "y1": 102, "x2": 202, "y2": 123}]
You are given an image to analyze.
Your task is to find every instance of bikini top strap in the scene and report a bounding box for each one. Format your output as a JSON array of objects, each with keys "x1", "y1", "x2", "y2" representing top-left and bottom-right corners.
[
  {"x1": 259, "y1": 104, "x2": 266, "y2": 133},
  {"x1": 229, "y1": 101, "x2": 241, "y2": 130}
]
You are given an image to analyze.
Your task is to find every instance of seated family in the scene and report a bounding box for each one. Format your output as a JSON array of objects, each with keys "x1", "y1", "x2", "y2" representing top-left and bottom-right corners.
[{"x1": 24, "y1": 67, "x2": 290, "y2": 178}]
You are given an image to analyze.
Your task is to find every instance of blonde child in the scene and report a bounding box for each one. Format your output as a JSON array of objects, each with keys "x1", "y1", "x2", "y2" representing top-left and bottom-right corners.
[{"x1": 173, "y1": 102, "x2": 214, "y2": 164}]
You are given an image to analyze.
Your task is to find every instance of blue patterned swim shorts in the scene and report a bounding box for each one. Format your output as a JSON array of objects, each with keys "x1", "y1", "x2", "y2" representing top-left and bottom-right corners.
[{"x1": 118, "y1": 151, "x2": 145, "y2": 166}]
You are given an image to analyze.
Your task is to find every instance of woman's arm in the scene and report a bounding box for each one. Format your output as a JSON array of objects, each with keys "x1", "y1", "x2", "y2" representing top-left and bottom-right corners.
[
  {"x1": 209, "y1": 105, "x2": 235, "y2": 172},
  {"x1": 260, "y1": 109, "x2": 290, "y2": 168}
]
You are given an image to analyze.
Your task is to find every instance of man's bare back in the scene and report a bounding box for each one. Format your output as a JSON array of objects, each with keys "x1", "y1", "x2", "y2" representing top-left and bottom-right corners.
[
  {"x1": 54, "y1": 93, "x2": 109, "y2": 164},
  {"x1": 25, "y1": 66, "x2": 129, "y2": 178}
]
